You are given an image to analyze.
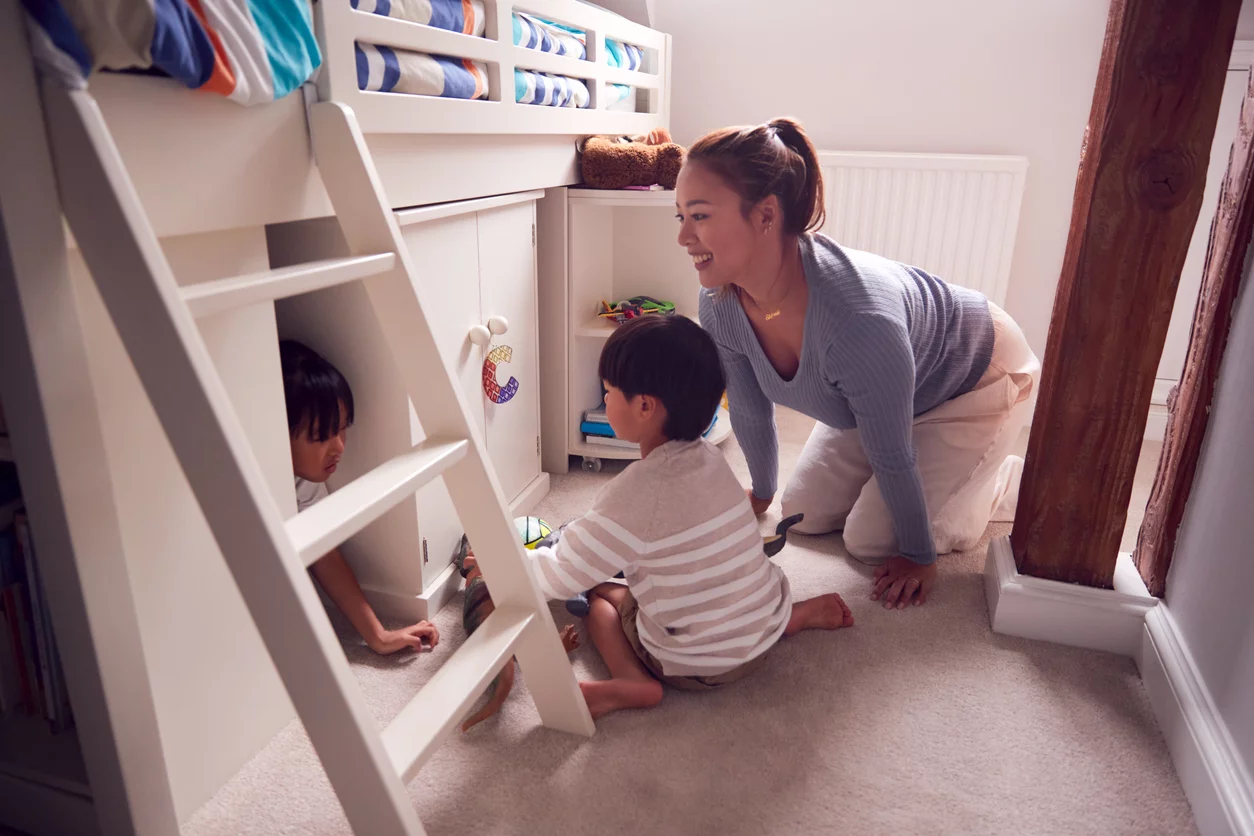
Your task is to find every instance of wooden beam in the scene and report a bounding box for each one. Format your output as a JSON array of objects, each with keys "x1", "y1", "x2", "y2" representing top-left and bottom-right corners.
[
  {"x1": 1010, "y1": 0, "x2": 1243, "y2": 587},
  {"x1": 1134, "y1": 70, "x2": 1254, "y2": 597}
]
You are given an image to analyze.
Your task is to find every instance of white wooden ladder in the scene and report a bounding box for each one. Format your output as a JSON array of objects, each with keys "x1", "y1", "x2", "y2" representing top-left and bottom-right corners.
[{"x1": 35, "y1": 83, "x2": 595, "y2": 835}]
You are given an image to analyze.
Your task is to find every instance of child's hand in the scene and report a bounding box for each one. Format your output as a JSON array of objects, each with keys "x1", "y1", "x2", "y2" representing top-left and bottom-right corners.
[
  {"x1": 559, "y1": 623, "x2": 580, "y2": 653},
  {"x1": 369, "y1": 621, "x2": 441, "y2": 655}
]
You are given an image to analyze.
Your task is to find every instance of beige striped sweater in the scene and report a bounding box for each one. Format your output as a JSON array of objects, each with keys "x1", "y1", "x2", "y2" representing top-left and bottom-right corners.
[{"x1": 528, "y1": 439, "x2": 793, "y2": 677}]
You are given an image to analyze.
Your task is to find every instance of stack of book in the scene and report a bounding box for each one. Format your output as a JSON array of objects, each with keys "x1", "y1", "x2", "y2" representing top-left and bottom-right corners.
[
  {"x1": 580, "y1": 401, "x2": 719, "y2": 450},
  {"x1": 581, "y1": 404, "x2": 638, "y2": 450},
  {"x1": 0, "y1": 462, "x2": 73, "y2": 732}
]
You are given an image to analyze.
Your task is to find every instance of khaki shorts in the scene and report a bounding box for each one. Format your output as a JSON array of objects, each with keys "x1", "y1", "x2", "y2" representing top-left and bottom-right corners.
[
  {"x1": 780, "y1": 300, "x2": 1041, "y2": 558},
  {"x1": 617, "y1": 590, "x2": 768, "y2": 692}
]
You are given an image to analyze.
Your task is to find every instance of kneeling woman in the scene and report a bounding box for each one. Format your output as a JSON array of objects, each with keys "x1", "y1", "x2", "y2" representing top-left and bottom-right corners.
[{"x1": 677, "y1": 118, "x2": 1040, "y2": 609}]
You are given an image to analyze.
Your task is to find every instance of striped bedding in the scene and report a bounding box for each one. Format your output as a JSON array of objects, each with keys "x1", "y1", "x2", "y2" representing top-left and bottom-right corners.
[
  {"x1": 20, "y1": 0, "x2": 321, "y2": 105},
  {"x1": 353, "y1": 0, "x2": 645, "y2": 108},
  {"x1": 352, "y1": 0, "x2": 486, "y2": 37},
  {"x1": 355, "y1": 43, "x2": 589, "y2": 108}
]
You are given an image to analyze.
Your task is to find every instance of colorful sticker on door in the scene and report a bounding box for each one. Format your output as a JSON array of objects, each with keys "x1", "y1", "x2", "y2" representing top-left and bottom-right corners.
[{"x1": 483, "y1": 344, "x2": 519, "y2": 404}]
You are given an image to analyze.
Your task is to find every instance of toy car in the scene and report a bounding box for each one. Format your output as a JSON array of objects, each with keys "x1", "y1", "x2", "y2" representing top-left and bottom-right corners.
[{"x1": 597, "y1": 295, "x2": 677, "y2": 325}]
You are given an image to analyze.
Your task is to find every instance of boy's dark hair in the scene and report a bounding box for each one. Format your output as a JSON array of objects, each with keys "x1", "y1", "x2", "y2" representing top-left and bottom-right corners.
[
  {"x1": 598, "y1": 315, "x2": 725, "y2": 441},
  {"x1": 279, "y1": 340, "x2": 355, "y2": 442}
]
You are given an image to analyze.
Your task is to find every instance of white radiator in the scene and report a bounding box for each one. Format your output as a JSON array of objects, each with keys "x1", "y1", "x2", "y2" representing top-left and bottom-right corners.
[{"x1": 817, "y1": 152, "x2": 1029, "y2": 306}]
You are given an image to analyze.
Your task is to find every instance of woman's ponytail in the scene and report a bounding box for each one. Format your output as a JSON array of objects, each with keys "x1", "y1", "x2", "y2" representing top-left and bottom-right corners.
[
  {"x1": 767, "y1": 117, "x2": 825, "y2": 234},
  {"x1": 688, "y1": 116, "x2": 825, "y2": 236}
]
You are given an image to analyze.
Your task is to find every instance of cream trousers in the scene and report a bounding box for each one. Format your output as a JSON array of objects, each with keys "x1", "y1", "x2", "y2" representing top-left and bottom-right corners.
[{"x1": 780, "y1": 303, "x2": 1041, "y2": 562}]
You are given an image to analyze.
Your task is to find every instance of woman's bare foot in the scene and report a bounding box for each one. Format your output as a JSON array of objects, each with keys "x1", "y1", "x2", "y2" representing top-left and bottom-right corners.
[
  {"x1": 580, "y1": 678, "x2": 663, "y2": 720},
  {"x1": 785, "y1": 593, "x2": 855, "y2": 636}
]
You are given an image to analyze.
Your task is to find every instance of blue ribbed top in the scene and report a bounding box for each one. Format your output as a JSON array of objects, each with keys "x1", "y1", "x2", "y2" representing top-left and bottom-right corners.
[{"x1": 699, "y1": 233, "x2": 995, "y2": 564}]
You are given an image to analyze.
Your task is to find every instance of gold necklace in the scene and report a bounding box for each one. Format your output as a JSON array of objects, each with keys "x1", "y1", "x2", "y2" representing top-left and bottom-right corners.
[{"x1": 743, "y1": 272, "x2": 797, "y2": 321}]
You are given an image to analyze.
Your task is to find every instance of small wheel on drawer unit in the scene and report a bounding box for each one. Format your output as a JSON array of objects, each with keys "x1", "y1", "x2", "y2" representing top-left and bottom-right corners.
[{"x1": 581, "y1": 456, "x2": 603, "y2": 473}]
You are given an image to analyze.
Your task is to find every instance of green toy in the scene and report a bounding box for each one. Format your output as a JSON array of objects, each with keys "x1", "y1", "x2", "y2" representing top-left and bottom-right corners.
[{"x1": 597, "y1": 295, "x2": 677, "y2": 325}]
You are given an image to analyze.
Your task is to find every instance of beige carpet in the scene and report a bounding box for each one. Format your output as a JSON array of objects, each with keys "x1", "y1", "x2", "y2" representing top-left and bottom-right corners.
[{"x1": 184, "y1": 410, "x2": 1196, "y2": 836}]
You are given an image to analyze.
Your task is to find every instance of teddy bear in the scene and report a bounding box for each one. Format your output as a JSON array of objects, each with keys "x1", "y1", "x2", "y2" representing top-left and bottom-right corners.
[{"x1": 578, "y1": 128, "x2": 686, "y2": 190}]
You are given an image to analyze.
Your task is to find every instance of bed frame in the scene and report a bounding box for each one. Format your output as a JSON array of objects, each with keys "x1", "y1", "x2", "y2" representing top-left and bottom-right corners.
[
  {"x1": 316, "y1": 0, "x2": 672, "y2": 136},
  {"x1": 0, "y1": 4, "x2": 675, "y2": 833},
  {"x1": 84, "y1": 1, "x2": 672, "y2": 243}
]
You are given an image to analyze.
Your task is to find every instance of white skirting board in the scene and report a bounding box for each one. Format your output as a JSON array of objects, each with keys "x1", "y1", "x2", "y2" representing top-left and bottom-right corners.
[
  {"x1": 360, "y1": 565, "x2": 460, "y2": 624},
  {"x1": 1145, "y1": 403, "x2": 1169, "y2": 442},
  {"x1": 361, "y1": 473, "x2": 551, "y2": 621},
  {"x1": 985, "y1": 536, "x2": 1254, "y2": 835},
  {"x1": 509, "y1": 472, "x2": 552, "y2": 520},
  {"x1": 983, "y1": 535, "x2": 1158, "y2": 657},
  {"x1": 1145, "y1": 378, "x2": 1175, "y2": 442},
  {"x1": 1139, "y1": 607, "x2": 1254, "y2": 836}
]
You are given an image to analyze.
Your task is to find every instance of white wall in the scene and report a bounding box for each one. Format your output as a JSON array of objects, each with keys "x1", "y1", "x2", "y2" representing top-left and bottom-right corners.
[
  {"x1": 1163, "y1": 247, "x2": 1254, "y2": 775},
  {"x1": 1242, "y1": 2, "x2": 1254, "y2": 41},
  {"x1": 652, "y1": 0, "x2": 1108, "y2": 358},
  {"x1": 72, "y1": 227, "x2": 296, "y2": 823}
]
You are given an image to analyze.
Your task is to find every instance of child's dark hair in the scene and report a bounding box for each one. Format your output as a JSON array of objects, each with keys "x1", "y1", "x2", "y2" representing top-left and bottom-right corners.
[
  {"x1": 598, "y1": 316, "x2": 725, "y2": 441},
  {"x1": 279, "y1": 340, "x2": 355, "y2": 442}
]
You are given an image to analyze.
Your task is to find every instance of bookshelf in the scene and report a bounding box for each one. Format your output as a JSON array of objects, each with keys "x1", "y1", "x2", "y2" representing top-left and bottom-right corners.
[
  {"x1": 0, "y1": 451, "x2": 89, "y2": 836},
  {"x1": 551, "y1": 187, "x2": 734, "y2": 473}
]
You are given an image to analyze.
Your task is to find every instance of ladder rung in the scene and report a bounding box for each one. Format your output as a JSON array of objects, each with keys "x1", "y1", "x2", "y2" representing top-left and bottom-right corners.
[
  {"x1": 287, "y1": 437, "x2": 469, "y2": 566},
  {"x1": 383, "y1": 607, "x2": 534, "y2": 784},
  {"x1": 182, "y1": 253, "x2": 397, "y2": 318}
]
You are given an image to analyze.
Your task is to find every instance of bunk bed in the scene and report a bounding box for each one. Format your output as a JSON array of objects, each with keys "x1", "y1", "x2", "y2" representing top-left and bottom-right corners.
[
  {"x1": 2, "y1": 1, "x2": 674, "y2": 834},
  {"x1": 25, "y1": 0, "x2": 672, "y2": 240}
]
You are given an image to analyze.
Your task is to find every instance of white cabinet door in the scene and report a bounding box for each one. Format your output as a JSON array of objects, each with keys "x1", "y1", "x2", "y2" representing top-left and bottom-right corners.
[
  {"x1": 476, "y1": 202, "x2": 542, "y2": 504},
  {"x1": 403, "y1": 214, "x2": 483, "y2": 589},
  {"x1": 403, "y1": 215, "x2": 486, "y2": 431}
]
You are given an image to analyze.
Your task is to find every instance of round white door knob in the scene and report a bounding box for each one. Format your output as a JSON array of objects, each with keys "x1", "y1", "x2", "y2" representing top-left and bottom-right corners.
[
  {"x1": 468, "y1": 324, "x2": 492, "y2": 346},
  {"x1": 487, "y1": 315, "x2": 510, "y2": 336}
]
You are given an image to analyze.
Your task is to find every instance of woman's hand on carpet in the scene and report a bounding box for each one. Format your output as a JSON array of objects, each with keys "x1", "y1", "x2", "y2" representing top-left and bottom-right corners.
[
  {"x1": 871, "y1": 557, "x2": 937, "y2": 609},
  {"x1": 746, "y1": 488, "x2": 772, "y2": 516}
]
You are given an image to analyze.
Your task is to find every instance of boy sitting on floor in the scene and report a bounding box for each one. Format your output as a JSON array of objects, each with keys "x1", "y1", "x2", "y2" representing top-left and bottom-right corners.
[
  {"x1": 525, "y1": 316, "x2": 853, "y2": 718},
  {"x1": 281, "y1": 339, "x2": 440, "y2": 656}
]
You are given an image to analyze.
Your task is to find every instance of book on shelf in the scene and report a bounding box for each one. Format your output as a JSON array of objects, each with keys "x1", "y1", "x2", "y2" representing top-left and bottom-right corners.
[
  {"x1": 0, "y1": 490, "x2": 74, "y2": 731},
  {"x1": 580, "y1": 421, "x2": 616, "y2": 438},
  {"x1": 584, "y1": 435, "x2": 640, "y2": 450},
  {"x1": 580, "y1": 402, "x2": 720, "y2": 449},
  {"x1": 0, "y1": 617, "x2": 19, "y2": 715},
  {"x1": 14, "y1": 512, "x2": 72, "y2": 730}
]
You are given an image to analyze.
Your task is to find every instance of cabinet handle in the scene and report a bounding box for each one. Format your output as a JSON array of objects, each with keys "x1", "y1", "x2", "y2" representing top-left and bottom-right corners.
[
  {"x1": 468, "y1": 324, "x2": 492, "y2": 346},
  {"x1": 486, "y1": 315, "x2": 509, "y2": 336}
]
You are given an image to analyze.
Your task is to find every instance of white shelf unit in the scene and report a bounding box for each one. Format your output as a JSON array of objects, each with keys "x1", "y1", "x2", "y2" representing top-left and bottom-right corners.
[{"x1": 543, "y1": 187, "x2": 732, "y2": 471}]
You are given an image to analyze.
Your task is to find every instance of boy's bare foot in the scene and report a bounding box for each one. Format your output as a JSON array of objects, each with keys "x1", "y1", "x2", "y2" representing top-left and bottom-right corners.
[
  {"x1": 785, "y1": 593, "x2": 855, "y2": 636},
  {"x1": 580, "y1": 678, "x2": 663, "y2": 720},
  {"x1": 560, "y1": 623, "x2": 580, "y2": 653}
]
